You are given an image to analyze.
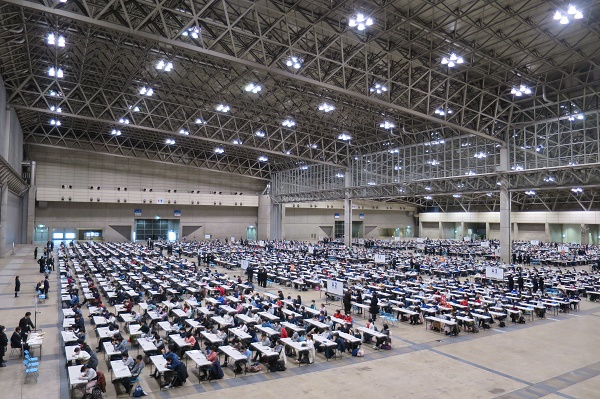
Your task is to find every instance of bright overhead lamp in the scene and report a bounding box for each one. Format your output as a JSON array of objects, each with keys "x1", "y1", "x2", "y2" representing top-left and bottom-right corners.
[
  {"x1": 285, "y1": 150, "x2": 291, "y2": 155},
  {"x1": 215, "y1": 104, "x2": 230, "y2": 112},
  {"x1": 195, "y1": 118, "x2": 207, "y2": 125},
  {"x1": 571, "y1": 187, "x2": 583, "y2": 194},
  {"x1": 49, "y1": 105, "x2": 62, "y2": 113},
  {"x1": 318, "y1": 102, "x2": 335, "y2": 113},
  {"x1": 182, "y1": 27, "x2": 200, "y2": 39},
  {"x1": 49, "y1": 90, "x2": 62, "y2": 97},
  {"x1": 511, "y1": 85, "x2": 533, "y2": 96},
  {"x1": 348, "y1": 12, "x2": 374, "y2": 31},
  {"x1": 370, "y1": 83, "x2": 387, "y2": 94},
  {"x1": 474, "y1": 152, "x2": 487, "y2": 159},
  {"x1": 47, "y1": 33, "x2": 66, "y2": 47},
  {"x1": 128, "y1": 105, "x2": 140, "y2": 112},
  {"x1": 544, "y1": 176, "x2": 556, "y2": 183},
  {"x1": 214, "y1": 147, "x2": 224, "y2": 154},
  {"x1": 118, "y1": 118, "x2": 130, "y2": 124},
  {"x1": 258, "y1": 155, "x2": 268, "y2": 162},
  {"x1": 300, "y1": 165, "x2": 308, "y2": 170},
  {"x1": 465, "y1": 170, "x2": 476, "y2": 176},
  {"x1": 525, "y1": 190, "x2": 536, "y2": 196},
  {"x1": 165, "y1": 138, "x2": 175, "y2": 145},
  {"x1": 338, "y1": 133, "x2": 352, "y2": 141},
  {"x1": 58, "y1": 0, "x2": 67, "y2": 2},
  {"x1": 139, "y1": 87, "x2": 154, "y2": 96},
  {"x1": 282, "y1": 119, "x2": 296, "y2": 128},
  {"x1": 434, "y1": 108, "x2": 452, "y2": 116},
  {"x1": 379, "y1": 120, "x2": 395, "y2": 129},
  {"x1": 554, "y1": 6, "x2": 583, "y2": 24},
  {"x1": 307, "y1": 143, "x2": 318, "y2": 149},
  {"x1": 232, "y1": 139, "x2": 242, "y2": 145},
  {"x1": 394, "y1": 165, "x2": 402, "y2": 171},
  {"x1": 427, "y1": 160, "x2": 440, "y2": 166},
  {"x1": 48, "y1": 67, "x2": 64, "y2": 78},
  {"x1": 512, "y1": 165, "x2": 524, "y2": 171},
  {"x1": 244, "y1": 83, "x2": 262, "y2": 93},
  {"x1": 50, "y1": 119, "x2": 61, "y2": 126},
  {"x1": 335, "y1": 173, "x2": 345, "y2": 178},
  {"x1": 453, "y1": 194, "x2": 461, "y2": 198},
  {"x1": 568, "y1": 113, "x2": 584, "y2": 121},
  {"x1": 441, "y1": 52, "x2": 464, "y2": 67},
  {"x1": 179, "y1": 129, "x2": 189, "y2": 135},
  {"x1": 156, "y1": 60, "x2": 174, "y2": 72},
  {"x1": 255, "y1": 130, "x2": 266, "y2": 138},
  {"x1": 424, "y1": 195, "x2": 432, "y2": 200},
  {"x1": 110, "y1": 129, "x2": 122, "y2": 136},
  {"x1": 286, "y1": 56, "x2": 302, "y2": 69},
  {"x1": 425, "y1": 186, "x2": 432, "y2": 191}
]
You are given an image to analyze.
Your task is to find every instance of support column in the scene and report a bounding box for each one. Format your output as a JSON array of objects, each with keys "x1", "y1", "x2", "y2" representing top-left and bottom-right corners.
[
  {"x1": 486, "y1": 222, "x2": 490, "y2": 240},
  {"x1": 460, "y1": 222, "x2": 465, "y2": 240},
  {"x1": 270, "y1": 203, "x2": 283, "y2": 240},
  {"x1": 544, "y1": 223, "x2": 550, "y2": 243},
  {"x1": 499, "y1": 145, "x2": 511, "y2": 264},
  {"x1": 344, "y1": 171, "x2": 352, "y2": 247},
  {"x1": 0, "y1": 181, "x2": 8, "y2": 257},
  {"x1": 513, "y1": 222, "x2": 519, "y2": 241}
]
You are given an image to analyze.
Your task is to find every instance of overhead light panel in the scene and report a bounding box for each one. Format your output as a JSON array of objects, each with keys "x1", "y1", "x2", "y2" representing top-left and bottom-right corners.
[
  {"x1": 434, "y1": 108, "x2": 452, "y2": 116},
  {"x1": 282, "y1": 119, "x2": 296, "y2": 128},
  {"x1": 554, "y1": 6, "x2": 583, "y2": 24},
  {"x1": 525, "y1": 190, "x2": 536, "y2": 196},
  {"x1": 379, "y1": 120, "x2": 395, "y2": 130},
  {"x1": 474, "y1": 152, "x2": 487, "y2": 159},
  {"x1": 258, "y1": 155, "x2": 268, "y2": 162},
  {"x1": 244, "y1": 83, "x2": 262, "y2": 94},
  {"x1": 512, "y1": 165, "x2": 524, "y2": 171},
  {"x1": 335, "y1": 173, "x2": 345, "y2": 178},
  {"x1": 139, "y1": 87, "x2": 154, "y2": 96},
  {"x1": 286, "y1": 56, "x2": 302, "y2": 69},
  {"x1": 453, "y1": 194, "x2": 461, "y2": 198},
  {"x1": 128, "y1": 105, "x2": 140, "y2": 112},
  {"x1": 195, "y1": 118, "x2": 207, "y2": 124},
  {"x1": 255, "y1": 130, "x2": 266, "y2": 138},
  {"x1": 111, "y1": 129, "x2": 122, "y2": 136},
  {"x1": 370, "y1": 83, "x2": 388, "y2": 94},
  {"x1": 348, "y1": 12, "x2": 374, "y2": 31},
  {"x1": 179, "y1": 129, "x2": 189, "y2": 135},
  {"x1": 49, "y1": 90, "x2": 62, "y2": 97},
  {"x1": 214, "y1": 147, "x2": 224, "y2": 154},
  {"x1": 571, "y1": 187, "x2": 583, "y2": 194},
  {"x1": 232, "y1": 139, "x2": 242, "y2": 145},
  {"x1": 216, "y1": 104, "x2": 230, "y2": 112},
  {"x1": 511, "y1": 85, "x2": 533, "y2": 96},
  {"x1": 337, "y1": 133, "x2": 352, "y2": 141},
  {"x1": 182, "y1": 27, "x2": 201, "y2": 39},
  {"x1": 49, "y1": 105, "x2": 62, "y2": 113},
  {"x1": 543, "y1": 176, "x2": 556, "y2": 183},
  {"x1": 441, "y1": 52, "x2": 464, "y2": 68},
  {"x1": 424, "y1": 196, "x2": 432, "y2": 200},
  {"x1": 118, "y1": 118, "x2": 130, "y2": 124},
  {"x1": 48, "y1": 67, "x2": 64, "y2": 78},
  {"x1": 427, "y1": 160, "x2": 440, "y2": 166},
  {"x1": 465, "y1": 170, "x2": 476, "y2": 176},
  {"x1": 50, "y1": 119, "x2": 61, "y2": 126},
  {"x1": 318, "y1": 102, "x2": 335, "y2": 113},
  {"x1": 47, "y1": 33, "x2": 66, "y2": 47},
  {"x1": 300, "y1": 165, "x2": 308, "y2": 170},
  {"x1": 165, "y1": 138, "x2": 176, "y2": 145},
  {"x1": 156, "y1": 60, "x2": 174, "y2": 72}
]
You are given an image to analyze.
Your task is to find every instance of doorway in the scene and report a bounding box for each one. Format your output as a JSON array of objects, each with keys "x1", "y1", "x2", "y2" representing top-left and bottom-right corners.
[
  {"x1": 246, "y1": 227, "x2": 257, "y2": 240},
  {"x1": 34, "y1": 225, "x2": 48, "y2": 242}
]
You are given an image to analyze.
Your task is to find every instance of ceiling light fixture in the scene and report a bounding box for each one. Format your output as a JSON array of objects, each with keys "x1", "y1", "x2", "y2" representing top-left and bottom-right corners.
[
  {"x1": 49, "y1": 105, "x2": 62, "y2": 113},
  {"x1": 380, "y1": 121, "x2": 395, "y2": 130},
  {"x1": 554, "y1": 6, "x2": 583, "y2": 25},
  {"x1": 474, "y1": 152, "x2": 487, "y2": 159},
  {"x1": 49, "y1": 90, "x2": 62, "y2": 97},
  {"x1": 434, "y1": 108, "x2": 453, "y2": 116},
  {"x1": 47, "y1": 33, "x2": 66, "y2": 47},
  {"x1": 282, "y1": 119, "x2": 296, "y2": 128},
  {"x1": 348, "y1": 12, "x2": 374, "y2": 31},
  {"x1": 286, "y1": 56, "x2": 302, "y2": 69},
  {"x1": 165, "y1": 138, "x2": 175, "y2": 145},
  {"x1": 244, "y1": 83, "x2": 262, "y2": 93},
  {"x1": 50, "y1": 119, "x2": 61, "y2": 126},
  {"x1": 156, "y1": 60, "x2": 174, "y2": 72},
  {"x1": 335, "y1": 173, "x2": 345, "y2": 178},
  {"x1": 338, "y1": 133, "x2": 352, "y2": 141},
  {"x1": 512, "y1": 165, "x2": 524, "y2": 171},
  {"x1": 511, "y1": 84, "x2": 533, "y2": 97},
  {"x1": 118, "y1": 118, "x2": 130, "y2": 124},
  {"x1": 215, "y1": 104, "x2": 230, "y2": 112},
  {"x1": 255, "y1": 130, "x2": 266, "y2": 138},
  {"x1": 465, "y1": 170, "x2": 476, "y2": 176},
  {"x1": 424, "y1": 196, "x2": 432, "y2": 200},
  {"x1": 182, "y1": 27, "x2": 201, "y2": 39},
  {"x1": 525, "y1": 190, "x2": 536, "y2": 196},
  {"x1": 128, "y1": 105, "x2": 140, "y2": 112},
  {"x1": 111, "y1": 129, "x2": 122, "y2": 136},
  {"x1": 370, "y1": 83, "x2": 388, "y2": 94},
  {"x1": 300, "y1": 165, "x2": 308, "y2": 170},
  {"x1": 568, "y1": 113, "x2": 584, "y2": 121},
  {"x1": 441, "y1": 53, "x2": 464, "y2": 68},
  {"x1": 318, "y1": 102, "x2": 335, "y2": 113},
  {"x1": 195, "y1": 118, "x2": 207, "y2": 124},
  {"x1": 571, "y1": 187, "x2": 583, "y2": 194},
  {"x1": 139, "y1": 87, "x2": 154, "y2": 96},
  {"x1": 427, "y1": 160, "x2": 440, "y2": 166},
  {"x1": 48, "y1": 67, "x2": 64, "y2": 78},
  {"x1": 543, "y1": 176, "x2": 556, "y2": 183},
  {"x1": 453, "y1": 194, "x2": 461, "y2": 198},
  {"x1": 179, "y1": 129, "x2": 189, "y2": 135},
  {"x1": 258, "y1": 155, "x2": 268, "y2": 162},
  {"x1": 214, "y1": 147, "x2": 224, "y2": 154},
  {"x1": 232, "y1": 139, "x2": 242, "y2": 145}
]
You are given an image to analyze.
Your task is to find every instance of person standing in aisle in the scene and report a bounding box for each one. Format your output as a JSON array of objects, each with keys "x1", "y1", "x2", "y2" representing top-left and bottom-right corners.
[
  {"x1": 43, "y1": 276, "x2": 50, "y2": 297},
  {"x1": 34, "y1": 247, "x2": 38, "y2": 260},
  {"x1": 14, "y1": 276, "x2": 20, "y2": 298},
  {"x1": 0, "y1": 325, "x2": 7, "y2": 367}
]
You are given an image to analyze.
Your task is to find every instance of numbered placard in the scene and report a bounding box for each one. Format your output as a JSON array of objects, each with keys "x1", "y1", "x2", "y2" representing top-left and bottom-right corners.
[{"x1": 485, "y1": 266, "x2": 504, "y2": 280}]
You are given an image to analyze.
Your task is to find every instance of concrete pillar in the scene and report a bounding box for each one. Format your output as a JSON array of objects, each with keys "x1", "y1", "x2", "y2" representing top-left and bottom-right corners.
[
  {"x1": 513, "y1": 223, "x2": 519, "y2": 241},
  {"x1": 1, "y1": 107, "x2": 10, "y2": 161},
  {"x1": 344, "y1": 171, "x2": 352, "y2": 247},
  {"x1": 257, "y1": 195, "x2": 271, "y2": 240},
  {"x1": 499, "y1": 145, "x2": 511, "y2": 264},
  {"x1": 0, "y1": 181, "x2": 8, "y2": 257},
  {"x1": 486, "y1": 222, "x2": 490, "y2": 240},
  {"x1": 544, "y1": 223, "x2": 550, "y2": 243},
  {"x1": 460, "y1": 222, "x2": 465, "y2": 240},
  {"x1": 438, "y1": 222, "x2": 443, "y2": 240},
  {"x1": 270, "y1": 203, "x2": 283, "y2": 240}
]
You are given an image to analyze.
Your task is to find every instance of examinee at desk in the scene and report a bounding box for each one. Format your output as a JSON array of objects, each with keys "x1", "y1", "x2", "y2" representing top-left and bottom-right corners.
[
  {"x1": 258, "y1": 311, "x2": 279, "y2": 322},
  {"x1": 137, "y1": 337, "x2": 158, "y2": 356},
  {"x1": 281, "y1": 321, "x2": 305, "y2": 334},
  {"x1": 425, "y1": 316, "x2": 457, "y2": 335},
  {"x1": 68, "y1": 365, "x2": 88, "y2": 399},
  {"x1": 184, "y1": 350, "x2": 212, "y2": 380},
  {"x1": 280, "y1": 338, "x2": 310, "y2": 363},
  {"x1": 212, "y1": 315, "x2": 234, "y2": 329},
  {"x1": 200, "y1": 331, "x2": 224, "y2": 346},
  {"x1": 149, "y1": 355, "x2": 171, "y2": 390},
  {"x1": 62, "y1": 330, "x2": 79, "y2": 345},
  {"x1": 110, "y1": 359, "x2": 132, "y2": 383},
  {"x1": 312, "y1": 335, "x2": 337, "y2": 360},
  {"x1": 228, "y1": 327, "x2": 252, "y2": 342},
  {"x1": 304, "y1": 318, "x2": 328, "y2": 332},
  {"x1": 254, "y1": 325, "x2": 281, "y2": 339},
  {"x1": 218, "y1": 345, "x2": 248, "y2": 375},
  {"x1": 250, "y1": 343, "x2": 279, "y2": 361},
  {"x1": 235, "y1": 314, "x2": 257, "y2": 325}
]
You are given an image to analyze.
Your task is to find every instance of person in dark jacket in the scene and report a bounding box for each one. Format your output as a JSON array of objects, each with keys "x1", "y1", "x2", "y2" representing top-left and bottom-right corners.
[
  {"x1": 19, "y1": 312, "x2": 35, "y2": 340},
  {"x1": 43, "y1": 276, "x2": 50, "y2": 297},
  {"x1": 517, "y1": 273, "x2": 524, "y2": 292},
  {"x1": 343, "y1": 290, "x2": 352, "y2": 315},
  {"x1": 34, "y1": 247, "x2": 38, "y2": 259},
  {"x1": 369, "y1": 293, "x2": 379, "y2": 321},
  {"x1": 14, "y1": 276, "x2": 20, "y2": 298},
  {"x1": 0, "y1": 325, "x2": 8, "y2": 367},
  {"x1": 508, "y1": 274, "x2": 515, "y2": 291},
  {"x1": 11, "y1": 326, "x2": 29, "y2": 352}
]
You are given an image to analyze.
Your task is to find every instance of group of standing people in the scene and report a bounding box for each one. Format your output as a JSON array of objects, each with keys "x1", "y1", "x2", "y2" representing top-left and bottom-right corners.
[{"x1": 0, "y1": 312, "x2": 36, "y2": 367}]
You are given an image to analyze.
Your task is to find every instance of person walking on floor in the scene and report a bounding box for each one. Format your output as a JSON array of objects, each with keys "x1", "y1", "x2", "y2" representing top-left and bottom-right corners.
[
  {"x1": 43, "y1": 276, "x2": 50, "y2": 297},
  {"x1": 14, "y1": 276, "x2": 20, "y2": 298},
  {"x1": 34, "y1": 247, "x2": 38, "y2": 260}
]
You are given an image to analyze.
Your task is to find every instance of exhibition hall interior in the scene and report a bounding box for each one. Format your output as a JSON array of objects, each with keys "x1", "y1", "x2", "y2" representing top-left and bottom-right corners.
[{"x1": 1, "y1": 1, "x2": 600, "y2": 398}]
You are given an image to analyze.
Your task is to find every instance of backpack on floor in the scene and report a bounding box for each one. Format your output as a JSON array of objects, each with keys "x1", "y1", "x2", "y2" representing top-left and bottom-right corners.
[
  {"x1": 276, "y1": 359, "x2": 286, "y2": 371},
  {"x1": 91, "y1": 386, "x2": 103, "y2": 399},
  {"x1": 499, "y1": 321, "x2": 506, "y2": 328}
]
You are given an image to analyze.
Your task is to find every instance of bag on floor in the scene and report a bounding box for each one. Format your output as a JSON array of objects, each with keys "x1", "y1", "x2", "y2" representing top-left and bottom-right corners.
[
  {"x1": 91, "y1": 386, "x2": 103, "y2": 399},
  {"x1": 131, "y1": 386, "x2": 144, "y2": 397},
  {"x1": 499, "y1": 321, "x2": 506, "y2": 328}
]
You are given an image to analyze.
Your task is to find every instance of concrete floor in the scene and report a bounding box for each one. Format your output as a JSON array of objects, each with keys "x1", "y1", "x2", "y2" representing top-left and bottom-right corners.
[{"x1": 1, "y1": 244, "x2": 600, "y2": 399}]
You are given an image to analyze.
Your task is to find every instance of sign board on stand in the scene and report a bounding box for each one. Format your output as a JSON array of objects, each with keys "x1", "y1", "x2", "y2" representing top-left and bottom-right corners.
[
  {"x1": 326, "y1": 280, "x2": 343, "y2": 296},
  {"x1": 374, "y1": 254, "x2": 386, "y2": 264},
  {"x1": 308, "y1": 246, "x2": 314, "y2": 254},
  {"x1": 530, "y1": 240, "x2": 540, "y2": 245},
  {"x1": 480, "y1": 241, "x2": 490, "y2": 248},
  {"x1": 240, "y1": 260, "x2": 249, "y2": 270},
  {"x1": 485, "y1": 266, "x2": 504, "y2": 280}
]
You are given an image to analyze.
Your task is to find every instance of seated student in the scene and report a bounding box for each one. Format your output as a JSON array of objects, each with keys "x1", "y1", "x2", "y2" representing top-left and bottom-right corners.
[
  {"x1": 163, "y1": 353, "x2": 187, "y2": 389},
  {"x1": 119, "y1": 354, "x2": 145, "y2": 394},
  {"x1": 184, "y1": 331, "x2": 199, "y2": 351},
  {"x1": 78, "y1": 364, "x2": 98, "y2": 396},
  {"x1": 70, "y1": 346, "x2": 91, "y2": 365},
  {"x1": 252, "y1": 333, "x2": 271, "y2": 362},
  {"x1": 10, "y1": 327, "x2": 28, "y2": 353},
  {"x1": 150, "y1": 345, "x2": 178, "y2": 378}
]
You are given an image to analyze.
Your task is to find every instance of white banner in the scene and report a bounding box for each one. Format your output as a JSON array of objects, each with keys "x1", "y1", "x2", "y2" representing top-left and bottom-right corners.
[
  {"x1": 485, "y1": 266, "x2": 504, "y2": 280},
  {"x1": 374, "y1": 254, "x2": 386, "y2": 264},
  {"x1": 240, "y1": 260, "x2": 249, "y2": 270},
  {"x1": 326, "y1": 280, "x2": 344, "y2": 296},
  {"x1": 258, "y1": 240, "x2": 265, "y2": 247},
  {"x1": 530, "y1": 240, "x2": 540, "y2": 245},
  {"x1": 480, "y1": 241, "x2": 490, "y2": 248},
  {"x1": 463, "y1": 236, "x2": 471, "y2": 242}
]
